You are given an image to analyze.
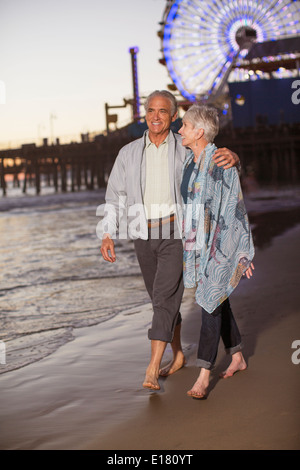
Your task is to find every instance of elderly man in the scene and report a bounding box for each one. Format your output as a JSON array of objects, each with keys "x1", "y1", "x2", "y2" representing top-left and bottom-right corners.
[{"x1": 99, "y1": 90, "x2": 239, "y2": 391}]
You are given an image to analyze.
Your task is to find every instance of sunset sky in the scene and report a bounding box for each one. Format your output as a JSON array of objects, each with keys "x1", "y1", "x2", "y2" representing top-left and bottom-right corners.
[{"x1": 0, "y1": 0, "x2": 170, "y2": 148}]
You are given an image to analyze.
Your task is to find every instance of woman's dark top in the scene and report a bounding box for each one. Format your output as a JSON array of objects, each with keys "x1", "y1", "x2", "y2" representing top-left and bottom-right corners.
[{"x1": 181, "y1": 159, "x2": 195, "y2": 204}]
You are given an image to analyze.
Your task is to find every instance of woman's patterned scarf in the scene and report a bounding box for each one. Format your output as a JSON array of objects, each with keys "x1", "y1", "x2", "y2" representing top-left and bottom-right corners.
[{"x1": 182, "y1": 143, "x2": 255, "y2": 313}]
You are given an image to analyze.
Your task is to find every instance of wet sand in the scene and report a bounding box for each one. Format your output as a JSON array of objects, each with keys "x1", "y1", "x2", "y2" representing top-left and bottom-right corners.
[
  {"x1": 88, "y1": 222, "x2": 300, "y2": 451},
  {"x1": 0, "y1": 204, "x2": 300, "y2": 450}
]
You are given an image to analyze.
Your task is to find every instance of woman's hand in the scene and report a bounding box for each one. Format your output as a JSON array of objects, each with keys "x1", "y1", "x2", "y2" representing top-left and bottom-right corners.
[{"x1": 243, "y1": 263, "x2": 255, "y2": 279}]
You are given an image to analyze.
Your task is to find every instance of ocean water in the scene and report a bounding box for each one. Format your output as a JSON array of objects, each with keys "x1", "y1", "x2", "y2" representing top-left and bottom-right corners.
[
  {"x1": 1, "y1": 182, "x2": 300, "y2": 375},
  {"x1": 0, "y1": 186, "x2": 149, "y2": 374}
]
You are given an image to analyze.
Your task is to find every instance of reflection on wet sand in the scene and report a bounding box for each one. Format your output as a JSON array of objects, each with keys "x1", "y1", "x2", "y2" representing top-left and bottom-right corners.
[{"x1": 250, "y1": 207, "x2": 300, "y2": 249}]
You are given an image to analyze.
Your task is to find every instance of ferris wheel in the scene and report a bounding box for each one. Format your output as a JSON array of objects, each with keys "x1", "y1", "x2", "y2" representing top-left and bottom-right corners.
[{"x1": 159, "y1": 0, "x2": 300, "y2": 102}]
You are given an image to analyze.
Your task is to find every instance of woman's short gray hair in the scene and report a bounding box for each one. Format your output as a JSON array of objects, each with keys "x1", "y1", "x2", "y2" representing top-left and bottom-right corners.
[
  {"x1": 183, "y1": 104, "x2": 219, "y2": 142},
  {"x1": 144, "y1": 90, "x2": 178, "y2": 117}
]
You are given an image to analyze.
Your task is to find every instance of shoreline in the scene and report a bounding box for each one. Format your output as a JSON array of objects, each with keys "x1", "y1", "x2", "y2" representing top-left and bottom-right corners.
[
  {"x1": 0, "y1": 184, "x2": 300, "y2": 212},
  {"x1": 1, "y1": 186, "x2": 299, "y2": 379},
  {"x1": 1, "y1": 221, "x2": 300, "y2": 450}
]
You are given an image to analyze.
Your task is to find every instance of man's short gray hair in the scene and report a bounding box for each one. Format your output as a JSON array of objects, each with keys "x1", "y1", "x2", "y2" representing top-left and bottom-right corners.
[
  {"x1": 183, "y1": 104, "x2": 219, "y2": 142},
  {"x1": 144, "y1": 90, "x2": 178, "y2": 117}
]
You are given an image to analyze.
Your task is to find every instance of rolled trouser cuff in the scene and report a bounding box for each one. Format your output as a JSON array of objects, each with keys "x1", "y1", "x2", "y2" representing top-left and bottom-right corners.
[
  {"x1": 195, "y1": 358, "x2": 213, "y2": 370},
  {"x1": 148, "y1": 328, "x2": 173, "y2": 343},
  {"x1": 148, "y1": 311, "x2": 182, "y2": 343},
  {"x1": 225, "y1": 342, "x2": 243, "y2": 355}
]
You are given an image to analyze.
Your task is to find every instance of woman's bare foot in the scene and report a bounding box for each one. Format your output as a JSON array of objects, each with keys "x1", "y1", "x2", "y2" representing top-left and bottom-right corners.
[
  {"x1": 143, "y1": 373, "x2": 160, "y2": 390},
  {"x1": 187, "y1": 368, "x2": 210, "y2": 399},
  {"x1": 220, "y1": 352, "x2": 247, "y2": 379},
  {"x1": 159, "y1": 352, "x2": 186, "y2": 377}
]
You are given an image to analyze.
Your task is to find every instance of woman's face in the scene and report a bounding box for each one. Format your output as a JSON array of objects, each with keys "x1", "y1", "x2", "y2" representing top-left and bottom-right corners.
[{"x1": 178, "y1": 119, "x2": 199, "y2": 148}]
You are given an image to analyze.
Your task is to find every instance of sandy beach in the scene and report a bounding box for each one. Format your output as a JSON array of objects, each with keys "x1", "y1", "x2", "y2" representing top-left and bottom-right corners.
[{"x1": 0, "y1": 188, "x2": 300, "y2": 451}]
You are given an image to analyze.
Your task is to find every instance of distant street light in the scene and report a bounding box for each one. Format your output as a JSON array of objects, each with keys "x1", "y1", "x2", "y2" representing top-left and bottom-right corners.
[{"x1": 50, "y1": 113, "x2": 57, "y2": 145}]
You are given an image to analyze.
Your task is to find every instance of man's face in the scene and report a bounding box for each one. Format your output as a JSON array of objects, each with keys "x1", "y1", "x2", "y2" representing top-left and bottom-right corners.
[{"x1": 145, "y1": 96, "x2": 177, "y2": 141}]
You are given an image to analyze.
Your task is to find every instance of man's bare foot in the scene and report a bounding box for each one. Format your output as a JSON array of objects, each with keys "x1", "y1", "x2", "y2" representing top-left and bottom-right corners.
[
  {"x1": 143, "y1": 373, "x2": 160, "y2": 391},
  {"x1": 143, "y1": 339, "x2": 166, "y2": 390},
  {"x1": 220, "y1": 352, "x2": 247, "y2": 379},
  {"x1": 159, "y1": 352, "x2": 186, "y2": 377},
  {"x1": 187, "y1": 369, "x2": 209, "y2": 399}
]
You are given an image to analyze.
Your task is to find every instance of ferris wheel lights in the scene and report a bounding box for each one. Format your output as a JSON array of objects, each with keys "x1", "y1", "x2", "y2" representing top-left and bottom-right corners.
[
  {"x1": 241, "y1": 49, "x2": 250, "y2": 58},
  {"x1": 235, "y1": 94, "x2": 245, "y2": 106},
  {"x1": 161, "y1": 0, "x2": 300, "y2": 99}
]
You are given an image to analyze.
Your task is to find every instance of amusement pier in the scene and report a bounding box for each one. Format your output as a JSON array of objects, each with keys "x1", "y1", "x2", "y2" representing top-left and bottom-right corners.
[{"x1": 1, "y1": 0, "x2": 300, "y2": 196}]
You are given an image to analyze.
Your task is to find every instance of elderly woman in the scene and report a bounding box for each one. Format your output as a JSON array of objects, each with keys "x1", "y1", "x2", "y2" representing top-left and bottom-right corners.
[{"x1": 179, "y1": 104, "x2": 255, "y2": 399}]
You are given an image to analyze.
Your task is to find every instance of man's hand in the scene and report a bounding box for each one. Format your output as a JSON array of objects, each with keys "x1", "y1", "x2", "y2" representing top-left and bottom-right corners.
[
  {"x1": 213, "y1": 147, "x2": 240, "y2": 169},
  {"x1": 100, "y1": 235, "x2": 116, "y2": 263}
]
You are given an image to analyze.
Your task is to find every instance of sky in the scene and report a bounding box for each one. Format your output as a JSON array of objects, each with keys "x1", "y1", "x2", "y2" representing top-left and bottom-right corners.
[{"x1": 0, "y1": 0, "x2": 171, "y2": 148}]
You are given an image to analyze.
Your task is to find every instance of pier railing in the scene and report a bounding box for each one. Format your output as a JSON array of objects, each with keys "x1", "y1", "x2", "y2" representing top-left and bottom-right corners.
[
  {"x1": 215, "y1": 123, "x2": 300, "y2": 186},
  {"x1": 0, "y1": 131, "x2": 132, "y2": 196},
  {"x1": 0, "y1": 123, "x2": 299, "y2": 197}
]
